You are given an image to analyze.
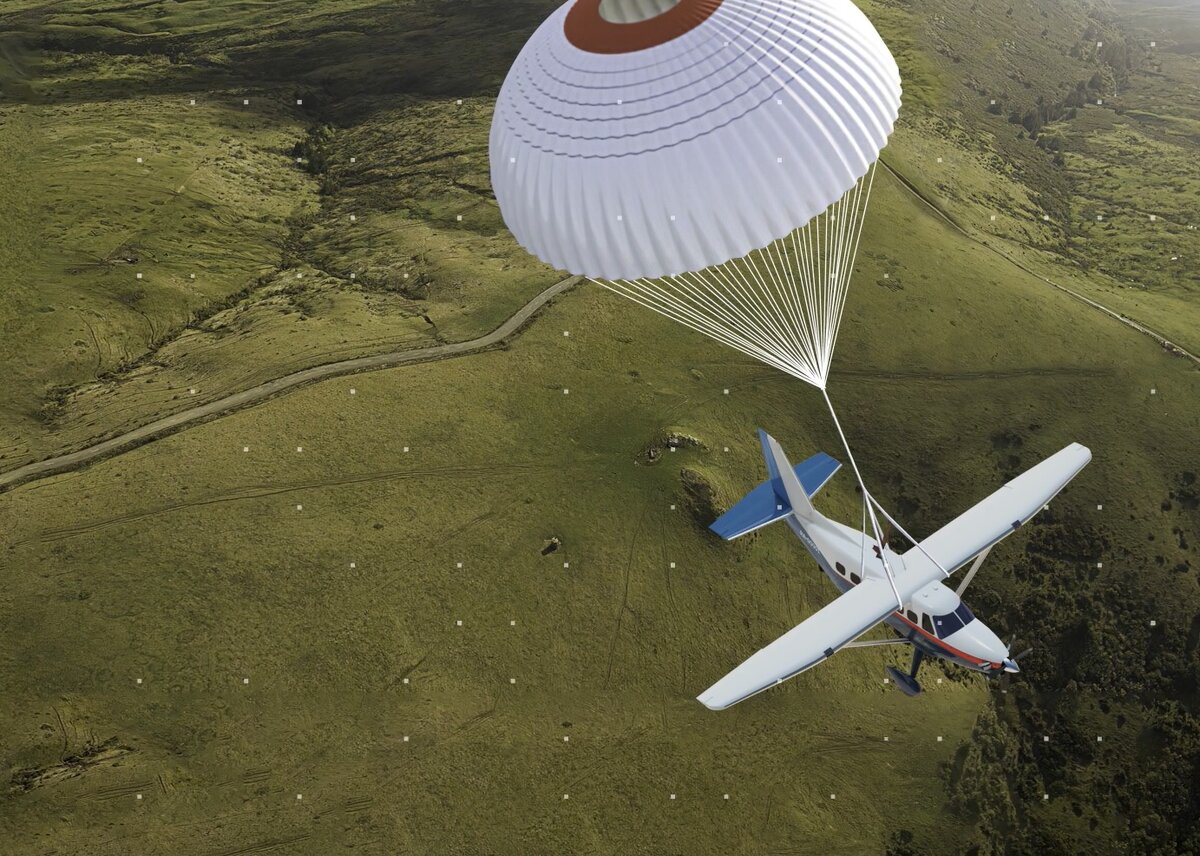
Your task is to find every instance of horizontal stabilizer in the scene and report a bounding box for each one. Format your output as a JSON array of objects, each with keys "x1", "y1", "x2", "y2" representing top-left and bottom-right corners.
[
  {"x1": 710, "y1": 448, "x2": 840, "y2": 540},
  {"x1": 697, "y1": 578, "x2": 898, "y2": 710}
]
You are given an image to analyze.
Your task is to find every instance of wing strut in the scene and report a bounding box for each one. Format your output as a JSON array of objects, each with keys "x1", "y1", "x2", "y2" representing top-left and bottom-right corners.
[{"x1": 955, "y1": 546, "x2": 992, "y2": 597}]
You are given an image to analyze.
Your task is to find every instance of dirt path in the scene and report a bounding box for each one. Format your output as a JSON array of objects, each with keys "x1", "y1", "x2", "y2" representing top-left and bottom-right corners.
[
  {"x1": 3, "y1": 161, "x2": 1191, "y2": 495},
  {"x1": 0, "y1": 276, "x2": 582, "y2": 493},
  {"x1": 878, "y1": 159, "x2": 1200, "y2": 368}
]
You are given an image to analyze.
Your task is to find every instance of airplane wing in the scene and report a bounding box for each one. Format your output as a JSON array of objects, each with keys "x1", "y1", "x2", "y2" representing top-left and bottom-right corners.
[
  {"x1": 905, "y1": 442, "x2": 1092, "y2": 579},
  {"x1": 696, "y1": 578, "x2": 898, "y2": 710}
]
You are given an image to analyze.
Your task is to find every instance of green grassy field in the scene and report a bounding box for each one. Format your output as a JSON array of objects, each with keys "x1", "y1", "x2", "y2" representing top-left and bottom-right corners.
[{"x1": 1, "y1": 0, "x2": 1198, "y2": 853}]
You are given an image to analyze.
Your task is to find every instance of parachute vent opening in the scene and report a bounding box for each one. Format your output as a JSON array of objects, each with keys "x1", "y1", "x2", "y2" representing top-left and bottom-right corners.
[
  {"x1": 593, "y1": 163, "x2": 878, "y2": 391},
  {"x1": 598, "y1": 0, "x2": 683, "y2": 24}
]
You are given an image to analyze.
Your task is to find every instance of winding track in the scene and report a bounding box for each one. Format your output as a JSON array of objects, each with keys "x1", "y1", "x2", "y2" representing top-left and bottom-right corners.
[
  {"x1": 0, "y1": 276, "x2": 581, "y2": 493},
  {"x1": 2, "y1": 161, "x2": 1195, "y2": 495},
  {"x1": 878, "y1": 159, "x2": 1200, "y2": 368}
]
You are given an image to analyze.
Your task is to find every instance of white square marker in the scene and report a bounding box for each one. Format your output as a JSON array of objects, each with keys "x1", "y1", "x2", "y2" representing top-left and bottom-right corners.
[
  {"x1": 563, "y1": 562, "x2": 569, "y2": 569},
  {"x1": 456, "y1": 562, "x2": 463, "y2": 568},
  {"x1": 1043, "y1": 214, "x2": 1050, "y2": 221},
  {"x1": 1097, "y1": 41, "x2": 1103, "y2": 47},
  {"x1": 296, "y1": 99, "x2": 303, "y2": 105},
  {"x1": 724, "y1": 793, "x2": 730, "y2": 800},
  {"x1": 136, "y1": 794, "x2": 142, "y2": 800},
  {"x1": 563, "y1": 389, "x2": 569, "y2": 395},
  {"x1": 937, "y1": 736, "x2": 943, "y2": 742},
  {"x1": 990, "y1": 99, "x2": 996, "y2": 105},
  {"x1": 243, "y1": 446, "x2": 249, "y2": 452},
  {"x1": 350, "y1": 214, "x2": 356, "y2": 221},
  {"x1": 510, "y1": 620, "x2": 516, "y2": 626},
  {"x1": 296, "y1": 157, "x2": 302, "y2": 164},
  {"x1": 136, "y1": 272, "x2": 143, "y2": 279},
  {"x1": 936, "y1": 157, "x2": 943, "y2": 163},
  {"x1": 563, "y1": 330, "x2": 570, "y2": 337},
  {"x1": 616, "y1": 99, "x2": 623, "y2": 105},
  {"x1": 350, "y1": 388, "x2": 356, "y2": 395},
  {"x1": 670, "y1": 794, "x2": 676, "y2": 800},
  {"x1": 563, "y1": 736, "x2": 569, "y2": 742},
  {"x1": 189, "y1": 98, "x2": 196, "y2": 105},
  {"x1": 296, "y1": 793, "x2": 303, "y2": 800},
  {"x1": 136, "y1": 678, "x2": 143, "y2": 685},
  {"x1": 402, "y1": 678, "x2": 409, "y2": 684},
  {"x1": 1097, "y1": 504, "x2": 1103, "y2": 510},
  {"x1": 1097, "y1": 215, "x2": 1104, "y2": 221},
  {"x1": 403, "y1": 735, "x2": 409, "y2": 742},
  {"x1": 296, "y1": 504, "x2": 303, "y2": 511},
  {"x1": 456, "y1": 620, "x2": 462, "y2": 626},
  {"x1": 189, "y1": 273, "x2": 195, "y2": 279},
  {"x1": 297, "y1": 446, "x2": 304, "y2": 452},
  {"x1": 670, "y1": 504, "x2": 676, "y2": 510},
  {"x1": 136, "y1": 157, "x2": 143, "y2": 164},
  {"x1": 510, "y1": 157, "x2": 516, "y2": 164},
  {"x1": 724, "y1": 388, "x2": 729, "y2": 394},
  {"x1": 509, "y1": 678, "x2": 516, "y2": 684},
  {"x1": 296, "y1": 272, "x2": 303, "y2": 279},
  {"x1": 1151, "y1": 41, "x2": 1156, "y2": 47},
  {"x1": 1097, "y1": 99, "x2": 1103, "y2": 105},
  {"x1": 243, "y1": 677, "x2": 250, "y2": 684},
  {"x1": 1043, "y1": 735, "x2": 1050, "y2": 742},
  {"x1": 1150, "y1": 214, "x2": 1157, "y2": 221},
  {"x1": 1097, "y1": 562, "x2": 1103, "y2": 568},
  {"x1": 563, "y1": 794, "x2": 569, "y2": 800},
  {"x1": 350, "y1": 157, "x2": 356, "y2": 163},
  {"x1": 1097, "y1": 736, "x2": 1103, "y2": 742},
  {"x1": 830, "y1": 794, "x2": 836, "y2": 799},
  {"x1": 937, "y1": 678, "x2": 943, "y2": 684},
  {"x1": 670, "y1": 215, "x2": 676, "y2": 221},
  {"x1": 776, "y1": 157, "x2": 783, "y2": 163},
  {"x1": 243, "y1": 98, "x2": 250, "y2": 105},
  {"x1": 724, "y1": 447, "x2": 729, "y2": 452},
  {"x1": 403, "y1": 446, "x2": 409, "y2": 453},
  {"x1": 990, "y1": 215, "x2": 996, "y2": 221},
  {"x1": 883, "y1": 736, "x2": 889, "y2": 742},
  {"x1": 350, "y1": 562, "x2": 356, "y2": 569},
  {"x1": 189, "y1": 388, "x2": 196, "y2": 395},
  {"x1": 456, "y1": 99, "x2": 463, "y2": 105},
  {"x1": 1150, "y1": 620, "x2": 1156, "y2": 627},
  {"x1": 669, "y1": 562, "x2": 676, "y2": 568},
  {"x1": 1043, "y1": 794, "x2": 1049, "y2": 801},
  {"x1": 350, "y1": 273, "x2": 356, "y2": 279},
  {"x1": 456, "y1": 215, "x2": 462, "y2": 221}
]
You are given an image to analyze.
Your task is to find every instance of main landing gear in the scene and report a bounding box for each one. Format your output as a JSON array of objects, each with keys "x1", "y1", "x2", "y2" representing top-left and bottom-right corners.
[{"x1": 886, "y1": 648, "x2": 924, "y2": 696}]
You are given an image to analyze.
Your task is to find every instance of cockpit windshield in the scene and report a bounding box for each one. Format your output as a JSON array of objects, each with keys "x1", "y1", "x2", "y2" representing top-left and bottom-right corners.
[{"x1": 933, "y1": 603, "x2": 976, "y2": 638}]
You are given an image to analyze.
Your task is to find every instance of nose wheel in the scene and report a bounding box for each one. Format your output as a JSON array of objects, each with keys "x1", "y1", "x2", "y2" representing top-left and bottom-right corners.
[{"x1": 886, "y1": 648, "x2": 924, "y2": 696}]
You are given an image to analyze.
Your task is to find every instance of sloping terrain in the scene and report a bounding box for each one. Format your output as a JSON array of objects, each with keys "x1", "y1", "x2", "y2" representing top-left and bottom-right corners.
[{"x1": 0, "y1": 1, "x2": 1197, "y2": 854}]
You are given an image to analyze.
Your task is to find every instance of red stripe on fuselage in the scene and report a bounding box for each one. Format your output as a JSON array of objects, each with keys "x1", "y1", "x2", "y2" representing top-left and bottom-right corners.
[{"x1": 890, "y1": 611, "x2": 998, "y2": 669}]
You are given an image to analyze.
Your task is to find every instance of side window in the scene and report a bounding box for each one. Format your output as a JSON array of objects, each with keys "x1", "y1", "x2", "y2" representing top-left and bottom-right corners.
[
  {"x1": 849, "y1": 572, "x2": 862, "y2": 585},
  {"x1": 835, "y1": 562, "x2": 846, "y2": 576},
  {"x1": 921, "y1": 614, "x2": 934, "y2": 634},
  {"x1": 906, "y1": 609, "x2": 917, "y2": 624}
]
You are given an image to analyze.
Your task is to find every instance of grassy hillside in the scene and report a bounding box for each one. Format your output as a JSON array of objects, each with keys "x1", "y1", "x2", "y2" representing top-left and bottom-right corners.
[{"x1": 1, "y1": 0, "x2": 1198, "y2": 854}]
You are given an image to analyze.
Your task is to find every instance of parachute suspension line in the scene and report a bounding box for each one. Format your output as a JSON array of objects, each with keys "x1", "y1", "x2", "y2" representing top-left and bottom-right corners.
[
  {"x1": 820, "y1": 386, "x2": 904, "y2": 610},
  {"x1": 590, "y1": 164, "x2": 878, "y2": 389}
]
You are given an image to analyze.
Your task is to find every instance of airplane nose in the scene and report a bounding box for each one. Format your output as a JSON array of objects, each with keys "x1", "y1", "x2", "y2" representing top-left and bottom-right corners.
[{"x1": 1002, "y1": 658, "x2": 1020, "y2": 673}]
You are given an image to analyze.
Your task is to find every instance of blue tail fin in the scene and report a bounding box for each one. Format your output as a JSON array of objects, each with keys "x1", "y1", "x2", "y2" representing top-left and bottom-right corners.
[{"x1": 709, "y1": 433, "x2": 840, "y2": 540}]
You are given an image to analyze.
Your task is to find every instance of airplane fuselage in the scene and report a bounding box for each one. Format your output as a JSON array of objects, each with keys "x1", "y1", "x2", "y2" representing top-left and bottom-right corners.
[{"x1": 784, "y1": 512, "x2": 1015, "y2": 677}]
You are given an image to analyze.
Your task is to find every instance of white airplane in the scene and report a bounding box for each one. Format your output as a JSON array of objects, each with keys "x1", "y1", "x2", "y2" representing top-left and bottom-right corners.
[{"x1": 697, "y1": 430, "x2": 1091, "y2": 710}]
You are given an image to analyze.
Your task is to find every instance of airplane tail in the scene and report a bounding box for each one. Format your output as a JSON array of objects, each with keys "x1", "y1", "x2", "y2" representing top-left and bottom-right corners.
[{"x1": 709, "y1": 430, "x2": 840, "y2": 540}]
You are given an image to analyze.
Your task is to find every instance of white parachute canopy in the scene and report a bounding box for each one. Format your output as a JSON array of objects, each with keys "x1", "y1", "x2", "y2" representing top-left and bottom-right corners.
[{"x1": 490, "y1": 0, "x2": 902, "y2": 388}]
